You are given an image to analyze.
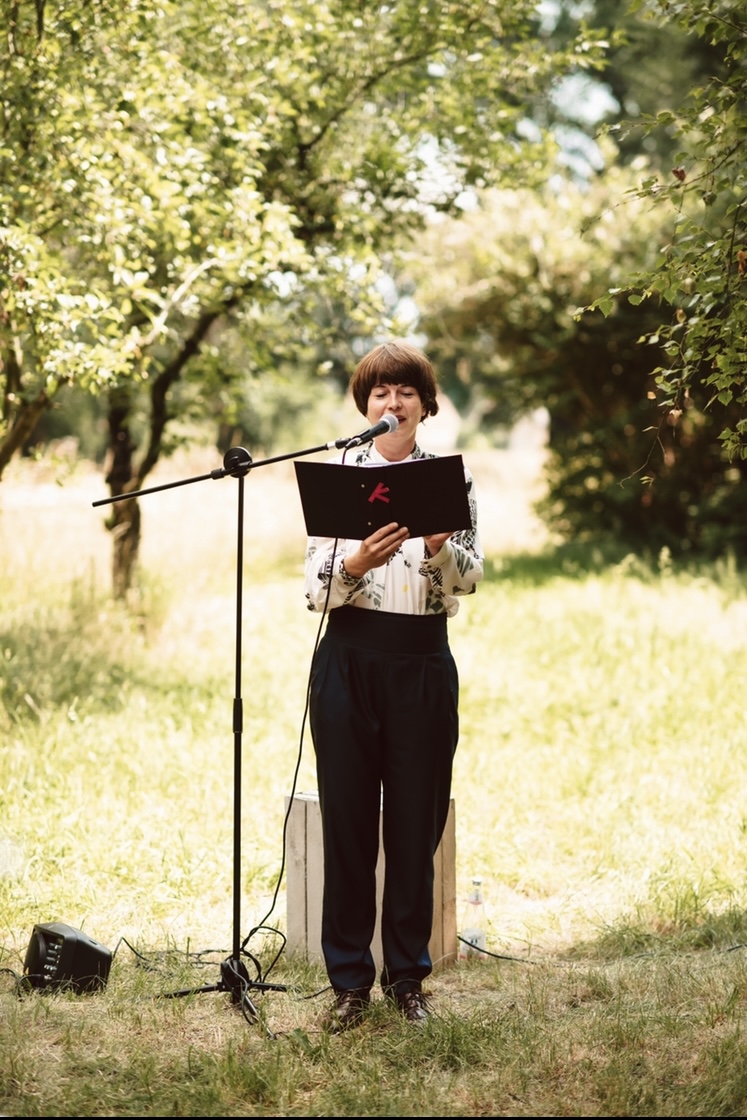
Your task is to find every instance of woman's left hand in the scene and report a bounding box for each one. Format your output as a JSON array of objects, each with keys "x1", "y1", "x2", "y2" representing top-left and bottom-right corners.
[{"x1": 424, "y1": 531, "x2": 453, "y2": 557}]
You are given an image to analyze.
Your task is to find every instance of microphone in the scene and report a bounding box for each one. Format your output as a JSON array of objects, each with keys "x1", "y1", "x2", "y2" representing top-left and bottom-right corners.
[{"x1": 332, "y1": 414, "x2": 399, "y2": 449}]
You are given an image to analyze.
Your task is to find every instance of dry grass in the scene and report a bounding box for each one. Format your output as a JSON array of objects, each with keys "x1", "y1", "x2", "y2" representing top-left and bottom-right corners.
[{"x1": 3, "y1": 443, "x2": 747, "y2": 1116}]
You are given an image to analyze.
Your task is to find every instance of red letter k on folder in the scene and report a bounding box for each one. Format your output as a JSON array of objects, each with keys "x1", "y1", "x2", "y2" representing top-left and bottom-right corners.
[{"x1": 367, "y1": 482, "x2": 390, "y2": 505}]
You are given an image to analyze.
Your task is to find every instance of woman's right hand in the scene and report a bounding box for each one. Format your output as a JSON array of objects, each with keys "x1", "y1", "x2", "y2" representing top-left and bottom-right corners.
[{"x1": 344, "y1": 522, "x2": 409, "y2": 577}]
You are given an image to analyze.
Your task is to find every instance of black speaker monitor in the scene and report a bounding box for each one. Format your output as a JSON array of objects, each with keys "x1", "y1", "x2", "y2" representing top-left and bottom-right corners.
[{"x1": 23, "y1": 922, "x2": 112, "y2": 993}]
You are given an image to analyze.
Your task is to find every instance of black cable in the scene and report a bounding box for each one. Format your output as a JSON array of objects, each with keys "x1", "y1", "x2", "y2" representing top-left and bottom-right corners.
[{"x1": 456, "y1": 934, "x2": 536, "y2": 965}]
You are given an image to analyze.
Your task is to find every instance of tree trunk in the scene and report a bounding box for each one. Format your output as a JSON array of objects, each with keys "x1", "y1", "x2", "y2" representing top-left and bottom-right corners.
[
  {"x1": 105, "y1": 387, "x2": 141, "y2": 598},
  {"x1": 0, "y1": 343, "x2": 51, "y2": 478},
  {"x1": 107, "y1": 495, "x2": 142, "y2": 600},
  {"x1": 101, "y1": 301, "x2": 245, "y2": 596}
]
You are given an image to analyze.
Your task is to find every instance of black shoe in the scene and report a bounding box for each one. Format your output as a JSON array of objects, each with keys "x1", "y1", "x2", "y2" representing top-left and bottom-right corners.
[
  {"x1": 322, "y1": 988, "x2": 371, "y2": 1033},
  {"x1": 392, "y1": 987, "x2": 430, "y2": 1024}
]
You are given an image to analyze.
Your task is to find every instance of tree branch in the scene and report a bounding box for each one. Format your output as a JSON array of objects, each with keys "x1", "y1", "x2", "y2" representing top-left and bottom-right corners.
[
  {"x1": 136, "y1": 284, "x2": 255, "y2": 484},
  {"x1": 0, "y1": 390, "x2": 50, "y2": 478}
]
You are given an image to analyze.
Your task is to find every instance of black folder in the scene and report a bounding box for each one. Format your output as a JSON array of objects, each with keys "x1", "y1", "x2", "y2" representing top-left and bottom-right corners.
[{"x1": 294, "y1": 454, "x2": 472, "y2": 540}]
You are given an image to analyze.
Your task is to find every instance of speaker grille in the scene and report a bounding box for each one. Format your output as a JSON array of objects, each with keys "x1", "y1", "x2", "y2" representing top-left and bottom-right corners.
[{"x1": 23, "y1": 922, "x2": 112, "y2": 993}]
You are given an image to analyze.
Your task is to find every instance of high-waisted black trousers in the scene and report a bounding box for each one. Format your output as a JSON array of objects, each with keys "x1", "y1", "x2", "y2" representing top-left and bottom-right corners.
[{"x1": 309, "y1": 605, "x2": 459, "y2": 994}]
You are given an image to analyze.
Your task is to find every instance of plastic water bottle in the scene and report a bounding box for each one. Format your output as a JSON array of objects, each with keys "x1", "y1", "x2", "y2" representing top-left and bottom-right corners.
[{"x1": 458, "y1": 876, "x2": 487, "y2": 960}]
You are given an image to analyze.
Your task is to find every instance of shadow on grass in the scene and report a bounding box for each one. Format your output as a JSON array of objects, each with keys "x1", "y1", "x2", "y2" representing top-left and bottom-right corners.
[
  {"x1": 561, "y1": 905, "x2": 747, "y2": 962},
  {"x1": 483, "y1": 540, "x2": 747, "y2": 587},
  {"x1": 0, "y1": 601, "x2": 205, "y2": 726}
]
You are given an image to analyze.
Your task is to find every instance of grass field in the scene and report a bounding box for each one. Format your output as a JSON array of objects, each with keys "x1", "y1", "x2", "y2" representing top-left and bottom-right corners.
[{"x1": 2, "y1": 445, "x2": 747, "y2": 1117}]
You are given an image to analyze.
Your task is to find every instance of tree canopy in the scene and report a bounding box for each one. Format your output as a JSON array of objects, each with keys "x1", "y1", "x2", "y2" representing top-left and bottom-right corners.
[
  {"x1": 396, "y1": 0, "x2": 747, "y2": 557},
  {"x1": 4, "y1": 0, "x2": 744, "y2": 579},
  {"x1": 1, "y1": 0, "x2": 602, "y2": 465},
  {"x1": 1, "y1": 0, "x2": 607, "y2": 590},
  {"x1": 588, "y1": 0, "x2": 747, "y2": 462}
]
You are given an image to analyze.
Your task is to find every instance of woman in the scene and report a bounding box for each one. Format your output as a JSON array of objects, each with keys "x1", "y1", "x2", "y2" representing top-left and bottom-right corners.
[{"x1": 304, "y1": 340, "x2": 483, "y2": 1030}]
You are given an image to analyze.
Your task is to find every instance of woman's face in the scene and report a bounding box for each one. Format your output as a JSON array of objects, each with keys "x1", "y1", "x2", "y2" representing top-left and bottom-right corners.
[{"x1": 366, "y1": 381, "x2": 423, "y2": 446}]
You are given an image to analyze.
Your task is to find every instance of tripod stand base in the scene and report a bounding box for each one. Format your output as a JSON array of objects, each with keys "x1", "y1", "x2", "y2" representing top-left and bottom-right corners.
[
  {"x1": 158, "y1": 956, "x2": 284, "y2": 1037},
  {"x1": 220, "y1": 957, "x2": 252, "y2": 1005},
  {"x1": 159, "y1": 957, "x2": 254, "y2": 1003}
]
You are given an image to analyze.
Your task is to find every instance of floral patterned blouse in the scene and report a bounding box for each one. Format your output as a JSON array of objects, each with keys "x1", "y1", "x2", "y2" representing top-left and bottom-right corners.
[{"x1": 303, "y1": 442, "x2": 484, "y2": 618}]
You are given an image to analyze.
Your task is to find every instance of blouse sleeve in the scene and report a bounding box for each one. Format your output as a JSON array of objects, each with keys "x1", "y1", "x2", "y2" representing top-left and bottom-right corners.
[
  {"x1": 304, "y1": 536, "x2": 369, "y2": 612},
  {"x1": 418, "y1": 468, "x2": 484, "y2": 599}
]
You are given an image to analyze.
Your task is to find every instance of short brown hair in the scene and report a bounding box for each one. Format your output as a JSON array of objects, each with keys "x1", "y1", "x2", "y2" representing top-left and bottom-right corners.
[{"x1": 350, "y1": 340, "x2": 440, "y2": 418}]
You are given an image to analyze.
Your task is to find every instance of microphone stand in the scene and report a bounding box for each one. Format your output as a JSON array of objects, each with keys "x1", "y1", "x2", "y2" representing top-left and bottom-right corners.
[{"x1": 93, "y1": 436, "x2": 354, "y2": 1032}]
